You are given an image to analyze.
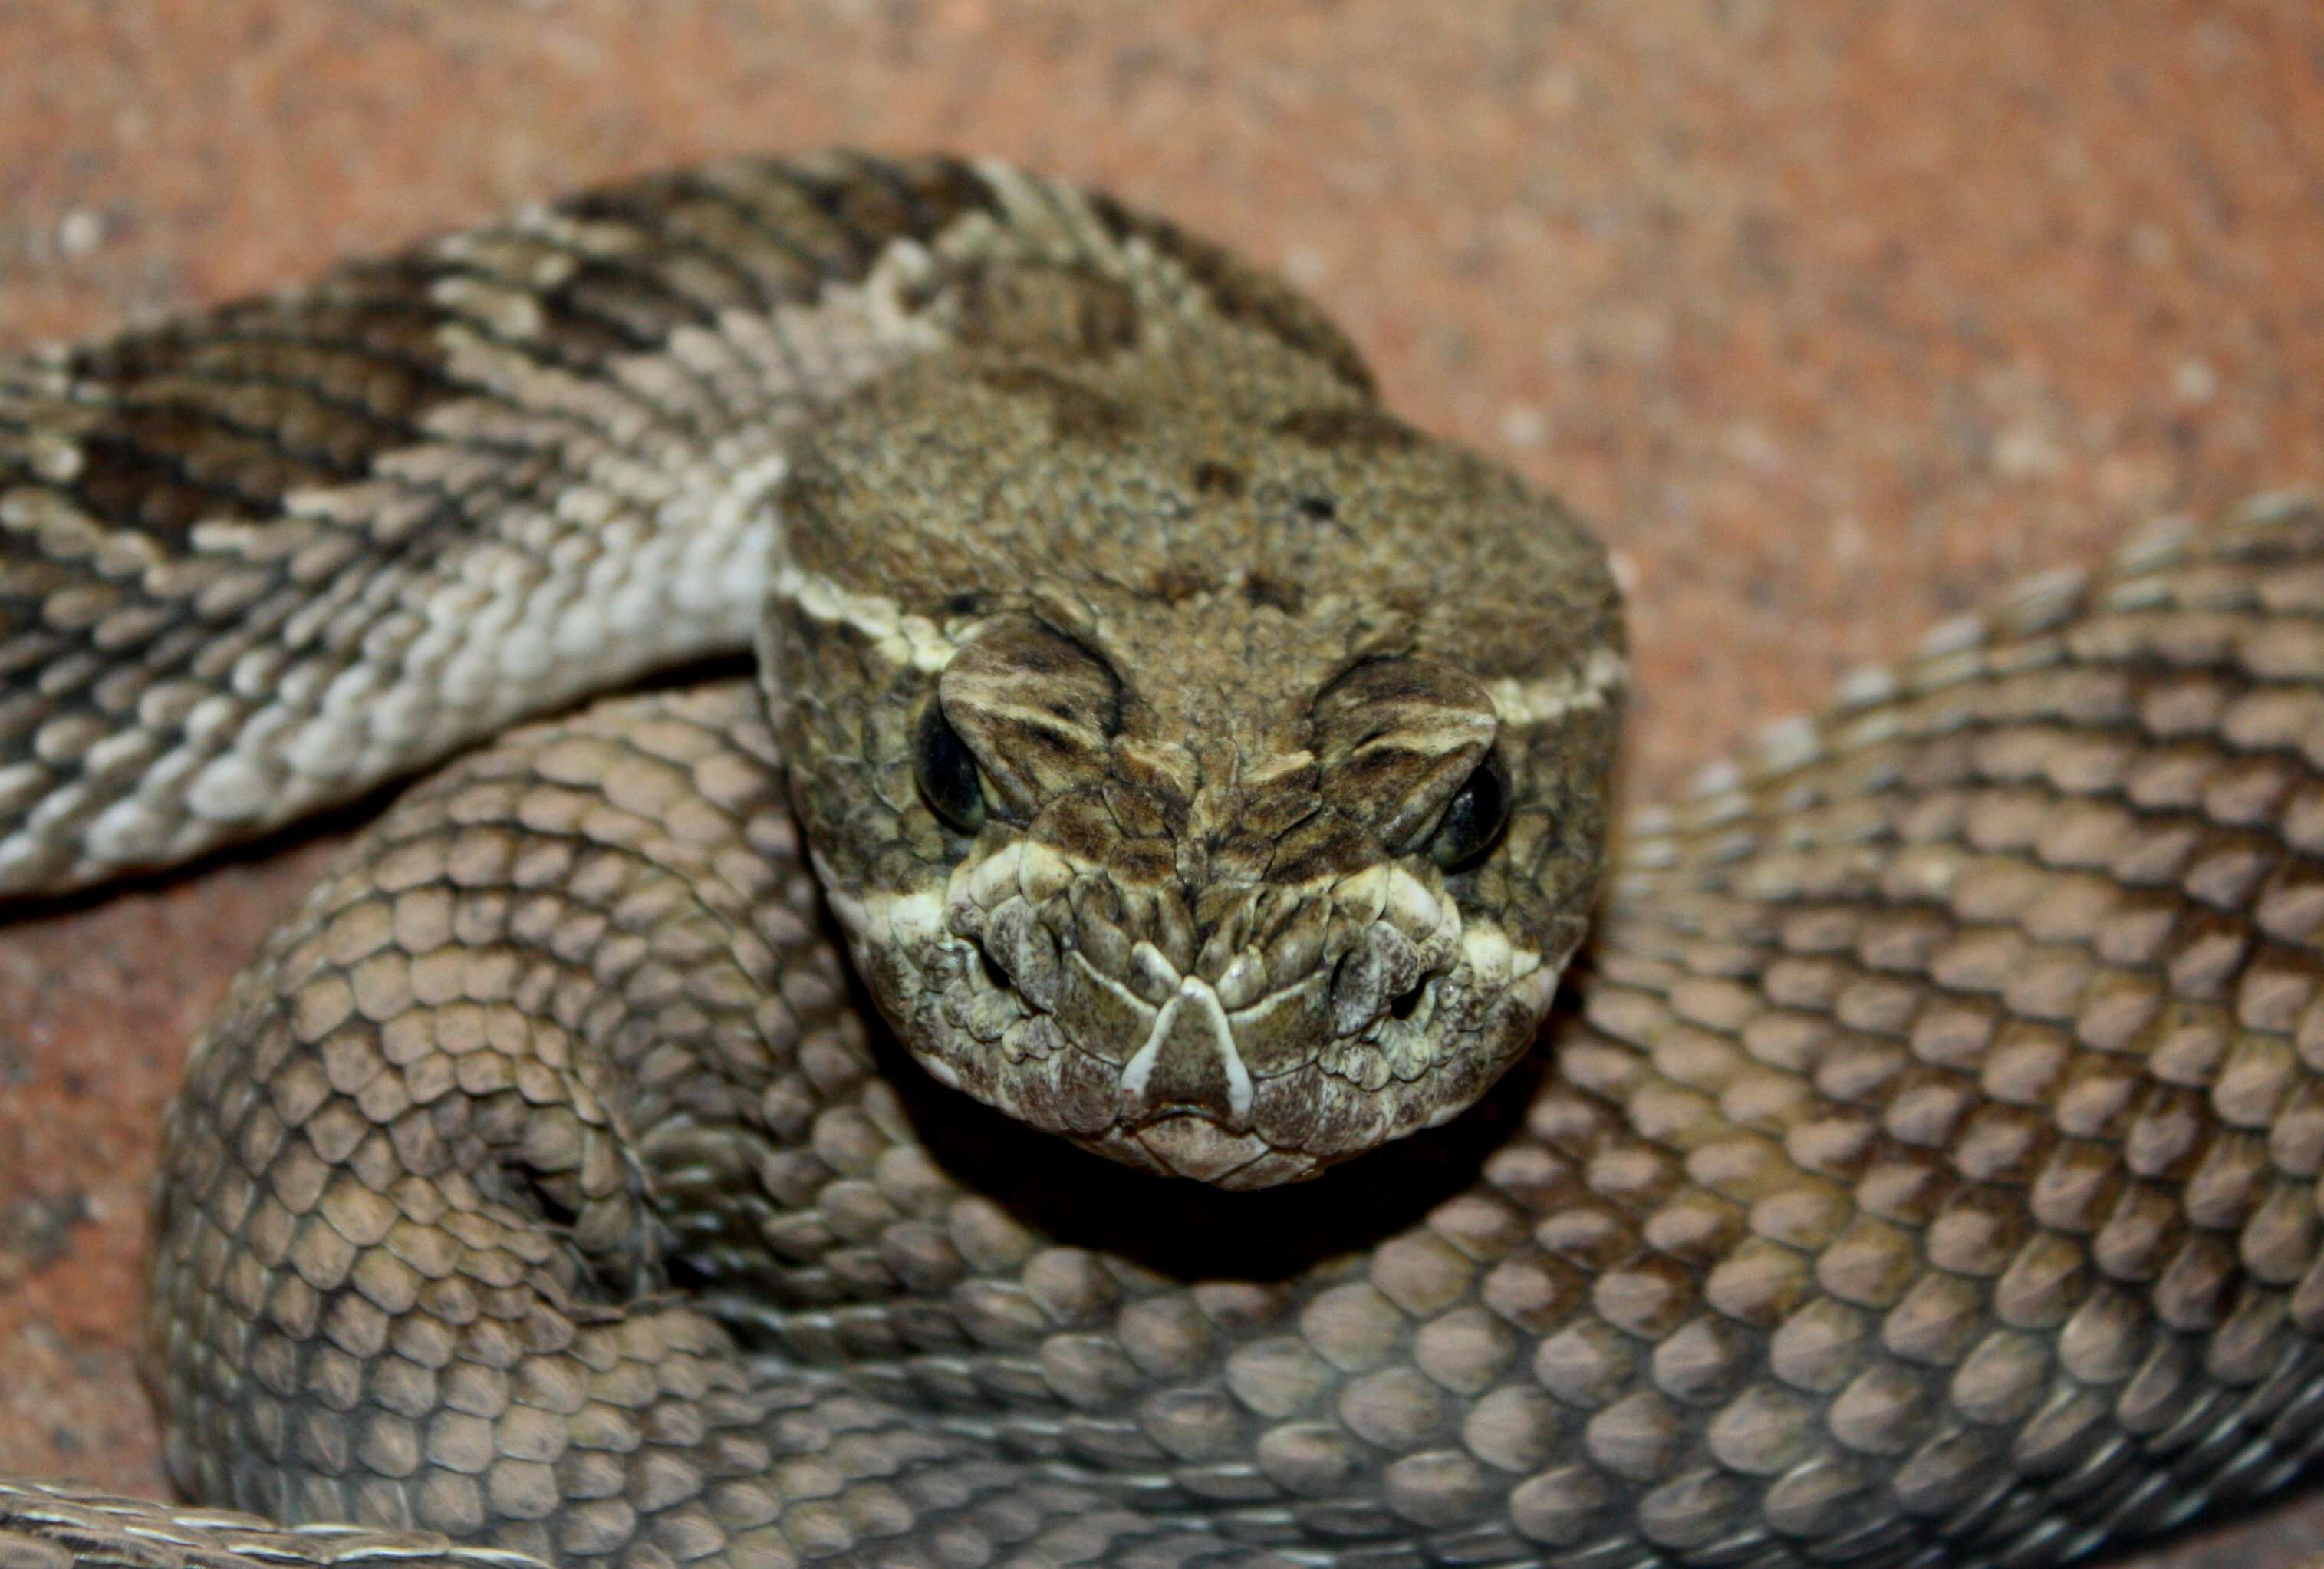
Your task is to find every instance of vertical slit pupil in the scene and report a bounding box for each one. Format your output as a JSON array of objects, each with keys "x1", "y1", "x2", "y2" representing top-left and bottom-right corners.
[
  {"x1": 914, "y1": 700, "x2": 988, "y2": 832},
  {"x1": 1430, "y1": 750, "x2": 1511, "y2": 869}
]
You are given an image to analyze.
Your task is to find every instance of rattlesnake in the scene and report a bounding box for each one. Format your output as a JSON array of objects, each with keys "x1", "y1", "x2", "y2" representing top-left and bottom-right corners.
[{"x1": 2, "y1": 150, "x2": 2319, "y2": 1569}]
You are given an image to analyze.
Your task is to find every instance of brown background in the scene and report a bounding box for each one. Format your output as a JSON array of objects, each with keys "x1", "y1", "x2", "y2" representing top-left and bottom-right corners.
[{"x1": 2, "y1": 3, "x2": 2322, "y2": 1564}]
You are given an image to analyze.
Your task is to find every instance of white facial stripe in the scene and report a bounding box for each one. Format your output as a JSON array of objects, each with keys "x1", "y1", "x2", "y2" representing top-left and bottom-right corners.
[
  {"x1": 1455, "y1": 921, "x2": 1546, "y2": 991},
  {"x1": 1487, "y1": 643, "x2": 1628, "y2": 727},
  {"x1": 771, "y1": 562, "x2": 959, "y2": 671},
  {"x1": 815, "y1": 852, "x2": 950, "y2": 949},
  {"x1": 1119, "y1": 974, "x2": 1255, "y2": 1122}
]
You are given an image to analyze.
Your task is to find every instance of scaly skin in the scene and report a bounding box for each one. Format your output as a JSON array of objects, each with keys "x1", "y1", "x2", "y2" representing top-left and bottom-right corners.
[{"x1": 2, "y1": 153, "x2": 2322, "y2": 1569}]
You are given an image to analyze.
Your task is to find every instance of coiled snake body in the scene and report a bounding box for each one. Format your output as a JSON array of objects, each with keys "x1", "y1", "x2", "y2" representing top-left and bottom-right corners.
[{"x1": 2, "y1": 152, "x2": 2321, "y2": 1569}]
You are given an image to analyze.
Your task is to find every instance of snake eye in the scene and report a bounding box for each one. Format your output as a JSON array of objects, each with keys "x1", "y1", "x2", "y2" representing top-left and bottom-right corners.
[
  {"x1": 914, "y1": 700, "x2": 987, "y2": 834},
  {"x1": 1428, "y1": 750, "x2": 1510, "y2": 870}
]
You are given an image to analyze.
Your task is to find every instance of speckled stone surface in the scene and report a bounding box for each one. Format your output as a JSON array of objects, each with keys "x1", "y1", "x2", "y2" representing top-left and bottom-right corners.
[{"x1": 2, "y1": 2, "x2": 2321, "y2": 1562}]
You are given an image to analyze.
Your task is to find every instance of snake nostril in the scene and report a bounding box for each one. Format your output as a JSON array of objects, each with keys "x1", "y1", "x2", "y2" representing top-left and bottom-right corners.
[{"x1": 973, "y1": 938, "x2": 1011, "y2": 991}]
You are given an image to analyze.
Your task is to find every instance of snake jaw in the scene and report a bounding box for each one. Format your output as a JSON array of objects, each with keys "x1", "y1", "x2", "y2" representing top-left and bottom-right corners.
[{"x1": 820, "y1": 836, "x2": 1573, "y2": 1185}]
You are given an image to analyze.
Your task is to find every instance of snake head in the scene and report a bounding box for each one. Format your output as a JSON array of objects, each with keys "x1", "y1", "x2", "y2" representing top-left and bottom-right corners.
[{"x1": 763, "y1": 330, "x2": 1622, "y2": 1186}]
